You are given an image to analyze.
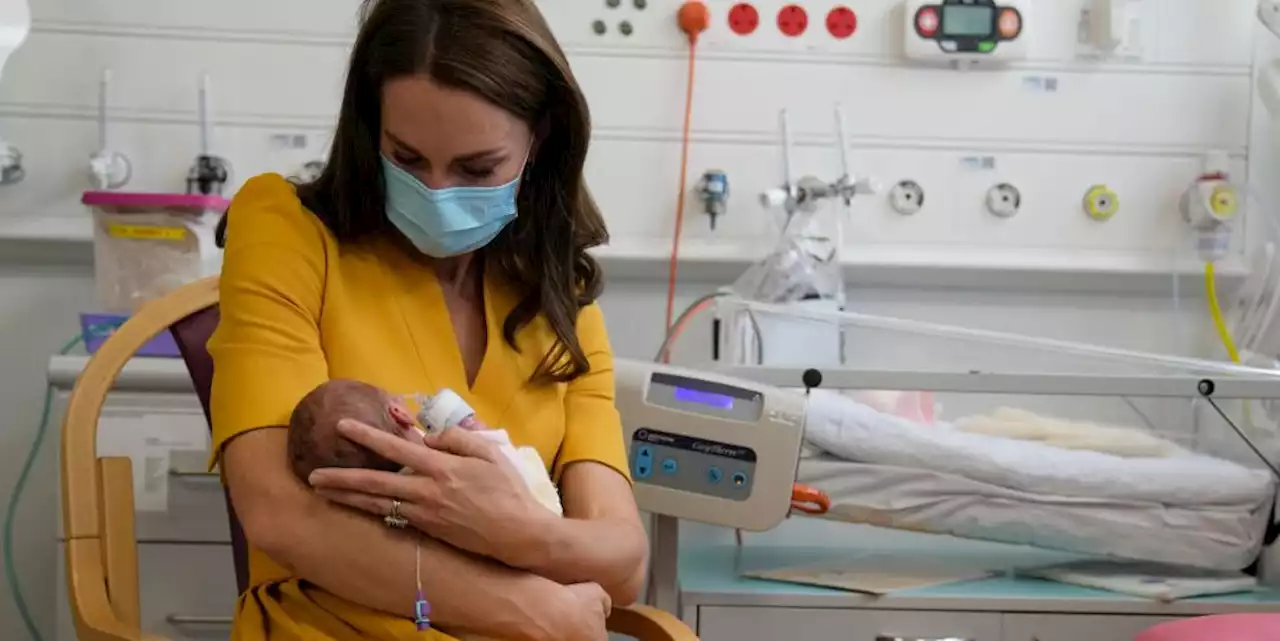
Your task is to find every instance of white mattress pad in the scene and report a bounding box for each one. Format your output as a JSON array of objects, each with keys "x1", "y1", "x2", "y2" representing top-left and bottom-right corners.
[{"x1": 805, "y1": 390, "x2": 1276, "y2": 508}]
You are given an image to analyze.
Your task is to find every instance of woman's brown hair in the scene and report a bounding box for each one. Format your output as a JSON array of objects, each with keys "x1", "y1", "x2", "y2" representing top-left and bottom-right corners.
[{"x1": 296, "y1": 0, "x2": 608, "y2": 384}]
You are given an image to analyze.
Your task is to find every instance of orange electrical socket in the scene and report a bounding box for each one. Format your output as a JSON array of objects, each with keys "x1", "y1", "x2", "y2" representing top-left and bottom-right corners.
[
  {"x1": 777, "y1": 4, "x2": 808, "y2": 37},
  {"x1": 826, "y1": 5, "x2": 857, "y2": 39},
  {"x1": 728, "y1": 2, "x2": 760, "y2": 36}
]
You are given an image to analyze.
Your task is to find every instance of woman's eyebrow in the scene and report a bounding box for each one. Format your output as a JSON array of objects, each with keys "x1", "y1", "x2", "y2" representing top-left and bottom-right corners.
[
  {"x1": 385, "y1": 131, "x2": 425, "y2": 157},
  {"x1": 453, "y1": 148, "x2": 506, "y2": 163}
]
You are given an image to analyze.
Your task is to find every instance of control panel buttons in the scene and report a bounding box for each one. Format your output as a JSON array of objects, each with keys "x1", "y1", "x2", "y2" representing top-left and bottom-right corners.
[
  {"x1": 661, "y1": 458, "x2": 679, "y2": 475},
  {"x1": 915, "y1": 7, "x2": 939, "y2": 37},
  {"x1": 707, "y1": 467, "x2": 724, "y2": 484},
  {"x1": 634, "y1": 446, "x2": 654, "y2": 479},
  {"x1": 732, "y1": 471, "x2": 748, "y2": 486}
]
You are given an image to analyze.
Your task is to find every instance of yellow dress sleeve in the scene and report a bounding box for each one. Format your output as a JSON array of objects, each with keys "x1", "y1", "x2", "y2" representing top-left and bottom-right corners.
[
  {"x1": 553, "y1": 303, "x2": 633, "y2": 484},
  {"x1": 207, "y1": 173, "x2": 331, "y2": 466}
]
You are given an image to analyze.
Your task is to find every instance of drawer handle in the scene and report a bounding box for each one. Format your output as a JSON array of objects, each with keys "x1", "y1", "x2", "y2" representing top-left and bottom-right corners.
[
  {"x1": 875, "y1": 637, "x2": 974, "y2": 641},
  {"x1": 165, "y1": 615, "x2": 233, "y2": 626},
  {"x1": 168, "y1": 468, "x2": 219, "y2": 479}
]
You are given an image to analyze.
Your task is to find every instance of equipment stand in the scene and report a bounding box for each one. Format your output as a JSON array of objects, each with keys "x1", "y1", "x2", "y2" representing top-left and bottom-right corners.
[{"x1": 650, "y1": 514, "x2": 681, "y2": 614}]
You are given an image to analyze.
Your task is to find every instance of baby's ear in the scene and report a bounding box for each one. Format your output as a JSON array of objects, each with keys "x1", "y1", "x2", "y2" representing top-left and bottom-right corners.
[{"x1": 388, "y1": 403, "x2": 421, "y2": 435}]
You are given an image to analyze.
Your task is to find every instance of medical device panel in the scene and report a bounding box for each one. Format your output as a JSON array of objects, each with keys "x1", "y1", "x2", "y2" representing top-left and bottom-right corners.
[
  {"x1": 615, "y1": 358, "x2": 806, "y2": 532},
  {"x1": 904, "y1": 0, "x2": 1028, "y2": 63}
]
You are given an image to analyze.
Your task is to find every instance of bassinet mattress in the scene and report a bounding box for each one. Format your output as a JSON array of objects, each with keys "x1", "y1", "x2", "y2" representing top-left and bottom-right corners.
[
  {"x1": 805, "y1": 389, "x2": 1276, "y2": 508},
  {"x1": 797, "y1": 455, "x2": 1274, "y2": 571}
]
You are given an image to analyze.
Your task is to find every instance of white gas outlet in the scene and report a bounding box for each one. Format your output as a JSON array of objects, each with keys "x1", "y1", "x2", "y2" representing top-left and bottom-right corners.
[
  {"x1": 986, "y1": 183, "x2": 1021, "y2": 218},
  {"x1": 889, "y1": 180, "x2": 926, "y2": 215}
]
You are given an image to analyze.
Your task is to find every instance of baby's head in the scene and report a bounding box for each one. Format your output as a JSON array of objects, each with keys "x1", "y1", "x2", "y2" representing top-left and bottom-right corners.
[{"x1": 287, "y1": 379, "x2": 420, "y2": 482}]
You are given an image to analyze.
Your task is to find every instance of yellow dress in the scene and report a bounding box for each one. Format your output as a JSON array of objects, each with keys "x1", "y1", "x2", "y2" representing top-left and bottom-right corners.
[{"x1": 207, "y1": 174, "x2": 630, "y2": 641}]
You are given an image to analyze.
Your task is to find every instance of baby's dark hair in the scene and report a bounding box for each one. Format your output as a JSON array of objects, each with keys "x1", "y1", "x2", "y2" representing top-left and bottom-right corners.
[{"x1": 288, "y1": 379, "x2": 405, "y2": 482}]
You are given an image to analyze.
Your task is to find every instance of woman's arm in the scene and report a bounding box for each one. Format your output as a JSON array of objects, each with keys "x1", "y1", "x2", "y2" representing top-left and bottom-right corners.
[
  {"x1": 506, "y1": 304, "x2": 649, "y2": 602},
  {"x1": 519, "y1": 461, "x2": 648, "y2": 603},
  {"x1": 223, "y1": 427, "x2": 597, "y2": 641}
]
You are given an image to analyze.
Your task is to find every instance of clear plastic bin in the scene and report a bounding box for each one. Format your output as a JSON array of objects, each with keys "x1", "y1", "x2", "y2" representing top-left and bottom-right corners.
[{"x1": 83, "y1": 191, "x2": 229, "y2": 314}]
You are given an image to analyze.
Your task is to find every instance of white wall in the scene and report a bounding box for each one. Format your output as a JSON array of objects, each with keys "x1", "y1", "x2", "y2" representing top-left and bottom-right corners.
[{"x1": 0, "y1": 0, "x2": 1267, "y2": 639}]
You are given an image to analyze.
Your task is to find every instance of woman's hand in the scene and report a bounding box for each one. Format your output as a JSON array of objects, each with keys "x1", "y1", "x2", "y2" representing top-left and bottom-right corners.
[
  {"x1": 560, "y1": 583, "x2": 611, "y2": 641},
  {"x1": 307, "y1": 419, "x2": 550, "y2": 561}
]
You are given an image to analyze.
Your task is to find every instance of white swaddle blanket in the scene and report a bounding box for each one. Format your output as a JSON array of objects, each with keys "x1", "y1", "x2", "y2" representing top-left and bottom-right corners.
[
  {"x1": 415, "y1": 389, "x2": 563, "y2": 515},
  {"x1": 954, "y1": 406, "x2": 1185, "y2": 459}
]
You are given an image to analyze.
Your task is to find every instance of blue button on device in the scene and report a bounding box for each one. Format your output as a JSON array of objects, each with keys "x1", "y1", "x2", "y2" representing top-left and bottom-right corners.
[
  {"x1": 661, "y1": 458, "x2": 678, "y2": 475},
  {"x1": 635, "y1": 446, "x2": 654, "y2": 479},
  {"x1": 707, "y1": 467, "x2": 723, "y2": 484}
]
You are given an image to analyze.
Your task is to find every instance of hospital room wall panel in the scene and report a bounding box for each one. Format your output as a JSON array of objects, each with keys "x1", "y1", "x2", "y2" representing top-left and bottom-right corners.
[
  {"x1": 590, "y1": 137, "x2": 1249, "y2": 261},
  {"x1": 0, "y1": 31, "x2": 1250, "y2": 152},
  {"x1": 30, "y1": 0, "x2": 1258, "y2": 70},
  {"x1": 0, "y1": 112, "x2": 1248, "y2": 278},
  {"x1": 574, "y1": 57, "x2": 1252, "y2": 151}
]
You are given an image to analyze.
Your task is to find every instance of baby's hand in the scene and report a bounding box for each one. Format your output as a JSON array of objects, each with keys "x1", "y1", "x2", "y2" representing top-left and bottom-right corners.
[{"x1": 455, "y1": 415, "x2": 488, "y2": 431}]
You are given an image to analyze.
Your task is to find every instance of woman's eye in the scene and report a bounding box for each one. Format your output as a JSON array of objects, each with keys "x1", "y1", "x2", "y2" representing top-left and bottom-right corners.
[
  {"x1": 392, "y1": 153, "x2": 422, "y2": 167},
  {"x1": 460, "y1": 167, "x2": 496, "y2": 180}
]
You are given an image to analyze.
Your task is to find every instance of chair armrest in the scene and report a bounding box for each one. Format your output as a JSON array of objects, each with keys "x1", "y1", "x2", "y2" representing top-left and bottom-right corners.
[{"x1": 606, "y1": 604, "x2": 698, "y2": 641}]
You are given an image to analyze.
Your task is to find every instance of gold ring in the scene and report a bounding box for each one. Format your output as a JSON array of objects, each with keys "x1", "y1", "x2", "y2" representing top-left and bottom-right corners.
[{"x1": 384, "y1": 499, "x2": 408, "y2": 529}]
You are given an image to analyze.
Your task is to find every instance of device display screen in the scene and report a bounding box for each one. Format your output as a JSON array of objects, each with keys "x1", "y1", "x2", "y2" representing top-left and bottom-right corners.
[
  {"x1": 646, "y1": 372, "x2": 764, "y2": 422},
  {"x1": 673, "y1": 386, "x2": 735, "y2": 409},
  {"x1": 941, "y1": 5, "x2": 994, "y2": 37}
]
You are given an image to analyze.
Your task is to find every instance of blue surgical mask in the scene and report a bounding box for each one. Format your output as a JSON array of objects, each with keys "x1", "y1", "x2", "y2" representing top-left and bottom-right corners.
[{"x1": 382, "y1": 155, "x2": 524, "y2": 258}]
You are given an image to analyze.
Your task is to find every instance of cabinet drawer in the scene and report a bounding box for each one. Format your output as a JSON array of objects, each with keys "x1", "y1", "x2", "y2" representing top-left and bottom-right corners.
[
  {"x1": 56, "y1": 542, "x2": 239, "y2": 641},
  {"x1": 697, "y1": 606, "x2": 1002, "y2": 641},
  {"x1": 1002, "y1": 614, "x2": 1184, "y2": 641},
  {"x1": 140, "y1": 449, "x2": 232, "y2": 543},
  {"x1": 139, "y1": 543, "x2": 239, "y2": 641}
]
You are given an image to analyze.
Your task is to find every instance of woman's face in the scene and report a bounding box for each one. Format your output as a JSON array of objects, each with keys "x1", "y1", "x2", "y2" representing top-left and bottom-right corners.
[{"x1": 380, "y1": 75, "x2": 534, "y2": 190}]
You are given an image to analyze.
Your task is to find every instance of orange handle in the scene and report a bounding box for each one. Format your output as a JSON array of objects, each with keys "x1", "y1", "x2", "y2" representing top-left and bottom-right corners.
[{"x1": 790, "y1": 483, "x2": 831, "y2": 515}]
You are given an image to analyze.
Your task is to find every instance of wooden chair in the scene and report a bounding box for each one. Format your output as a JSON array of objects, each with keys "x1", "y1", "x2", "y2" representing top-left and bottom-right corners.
[{"x1": 61, "y1": 276, "x2": 698, "y2": 641}]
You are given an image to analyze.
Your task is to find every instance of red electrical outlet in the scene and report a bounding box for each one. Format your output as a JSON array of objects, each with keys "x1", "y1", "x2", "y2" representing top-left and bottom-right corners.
[
  {"x1": 728, "y1": 3, "x2": 759, "y2": 36},
  {"x1": 777, "y1": 4, "x2": 808, "y2": 37},
  {"x1": 826, "y1": 5, "x2": 857, "y2": 39}
]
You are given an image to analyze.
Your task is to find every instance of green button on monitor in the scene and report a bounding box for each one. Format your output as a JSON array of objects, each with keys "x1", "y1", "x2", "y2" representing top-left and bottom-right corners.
[{"x1": 978, "y1": 41, "x2": 996, "y2": 53}]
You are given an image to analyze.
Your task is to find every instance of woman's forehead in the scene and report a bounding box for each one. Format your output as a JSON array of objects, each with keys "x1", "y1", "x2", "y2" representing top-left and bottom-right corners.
[{"x1": 381, "y1": 76, "x2": 527, "y2": 156}]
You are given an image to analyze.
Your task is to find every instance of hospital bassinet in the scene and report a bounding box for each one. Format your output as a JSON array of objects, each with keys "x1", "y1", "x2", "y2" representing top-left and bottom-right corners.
[{"x1": 713, "y1": 297, "x2": 1280, "y2": 575}]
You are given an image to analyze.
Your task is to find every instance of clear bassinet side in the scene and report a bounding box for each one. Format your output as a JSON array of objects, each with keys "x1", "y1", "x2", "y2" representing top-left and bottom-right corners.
[{"x1": 712, "y1": 297, "x2": 1280, "y2": 577}]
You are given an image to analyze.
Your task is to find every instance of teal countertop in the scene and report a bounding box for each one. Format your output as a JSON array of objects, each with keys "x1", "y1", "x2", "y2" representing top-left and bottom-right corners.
[{"x1": 677, "y1": 530, "x2": 1280, "y2": 615}]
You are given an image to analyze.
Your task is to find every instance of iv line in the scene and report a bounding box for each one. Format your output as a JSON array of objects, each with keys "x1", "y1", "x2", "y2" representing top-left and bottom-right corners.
[{"x1": 3, "y1": 323, "x2": 120, "y2": 641}]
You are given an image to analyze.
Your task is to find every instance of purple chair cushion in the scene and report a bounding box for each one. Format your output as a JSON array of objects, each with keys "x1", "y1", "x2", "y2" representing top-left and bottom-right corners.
[{"x1": 171, "y1": 305, "x2": 251, "y2": 596}]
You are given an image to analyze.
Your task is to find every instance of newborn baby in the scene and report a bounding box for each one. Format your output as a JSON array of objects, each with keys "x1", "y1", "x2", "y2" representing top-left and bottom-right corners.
[{"x1": 288, "y1": 379, "x2": 563, "y2": 516}]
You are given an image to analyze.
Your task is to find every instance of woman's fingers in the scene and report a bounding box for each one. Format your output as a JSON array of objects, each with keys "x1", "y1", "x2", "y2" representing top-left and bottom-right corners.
[
  {"x1": 420, "y1": 427, "x2": 501, "y2": 463},
  {"x1": 335, "y1": 418, "x2": 445, "y2": 471},
  {"x1": 315, "y1": 489, "x2": 435, "y2": 530},
  {"x1": 308, "y1": 465, "x2": 423, "y2": 501}
]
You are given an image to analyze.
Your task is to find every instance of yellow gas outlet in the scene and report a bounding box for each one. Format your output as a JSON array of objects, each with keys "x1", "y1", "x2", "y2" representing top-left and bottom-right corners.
[
  {"x1": 1210, "y1": 185, "x2": 1239, "y2": 220},
  {"x1": 1083, "y1": 184, "x2": 1120, "y2": 221}
]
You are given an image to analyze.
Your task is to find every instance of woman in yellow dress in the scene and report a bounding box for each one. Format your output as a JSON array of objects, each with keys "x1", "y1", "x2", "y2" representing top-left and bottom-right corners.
[{"x1": 207, "y1": 1, "x2": 647, "y2": 639}]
